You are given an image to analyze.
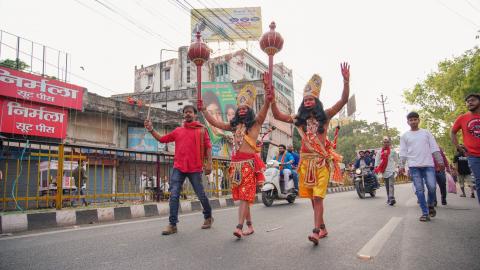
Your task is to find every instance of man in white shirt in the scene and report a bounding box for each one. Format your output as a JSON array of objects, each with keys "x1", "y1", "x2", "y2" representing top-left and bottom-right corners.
[
  {"x1": 399, "y1": 112, "x2": 445, "y2": 222},
  {"x1": 375, "y1": 137, "x2": 398, "y2": 206}
]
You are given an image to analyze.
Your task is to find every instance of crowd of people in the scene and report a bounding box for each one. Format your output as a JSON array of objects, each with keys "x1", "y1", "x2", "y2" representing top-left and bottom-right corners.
[
  {"x1": 143, "y1": 59, "x2": 479, "y2": 243},
  {"x1": 144, "y1": 62, "x2": 350, "y2": 244}
]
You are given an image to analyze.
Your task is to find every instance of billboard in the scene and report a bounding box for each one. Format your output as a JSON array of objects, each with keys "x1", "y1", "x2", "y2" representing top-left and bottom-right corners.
[
  {"x1": 127, "y1": 127, "x2": 162, "y2": 152},
  {"x1": 0, "y1": 97, "x2": 68, "y2": 139},
  {"x1": 191, "y1": 7, "x2": 262, "y2": 42},
  {"x1": 0, "y1": 66, "x2": 85, "y2": 110},
  {"x1": 200, "y1": 82, "x2": 237, "y2": 157}
]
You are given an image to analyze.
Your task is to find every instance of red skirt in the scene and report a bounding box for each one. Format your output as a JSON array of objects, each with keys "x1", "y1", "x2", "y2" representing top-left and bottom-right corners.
[{"x1": 230, "y1": 152, "x2": 265, "y2": 203}]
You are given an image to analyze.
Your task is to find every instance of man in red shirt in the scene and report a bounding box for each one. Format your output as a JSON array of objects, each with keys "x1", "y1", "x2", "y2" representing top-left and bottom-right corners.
[
  {"x1": 451, "y1": 93, "x2": 480, "y2": 204},
  {"x1": 145, "y1": 105, "x2": 213, "y2": 234}
]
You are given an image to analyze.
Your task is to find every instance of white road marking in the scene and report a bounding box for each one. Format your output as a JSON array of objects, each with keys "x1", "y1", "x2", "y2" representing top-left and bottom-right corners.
[
  {"x1": 266, "y1": 226, "x2": 282, "y2": 232},
  {"x1": 357, "y1": 217, "x2": 403, "y2": 260},
  {"x1": 0, "y1": 205, "x2": 244, "y2": 241}
]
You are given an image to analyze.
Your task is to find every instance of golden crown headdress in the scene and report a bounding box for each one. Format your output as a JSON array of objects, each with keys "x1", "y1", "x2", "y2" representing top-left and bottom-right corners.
[
  {"x1": 303, "y1": 74, "x2": 322, "y2": 98},
  {"x1": 237, "y1": 84, "x2": 257, "y2": 108}
]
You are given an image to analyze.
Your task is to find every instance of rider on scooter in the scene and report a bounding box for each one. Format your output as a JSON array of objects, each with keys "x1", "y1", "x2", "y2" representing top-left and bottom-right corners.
[{"x1": 273, "y1": 144, "x2": 295, "y2": 193}]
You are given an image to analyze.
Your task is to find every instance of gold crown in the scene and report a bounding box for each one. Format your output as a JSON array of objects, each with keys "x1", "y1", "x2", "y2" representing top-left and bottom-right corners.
[
  {"x1": 237, "y1": 84, "x2": 257, "y2": 108},
  {"x1": 303, "y1": 74, "x2": 322, "y2": 98}
]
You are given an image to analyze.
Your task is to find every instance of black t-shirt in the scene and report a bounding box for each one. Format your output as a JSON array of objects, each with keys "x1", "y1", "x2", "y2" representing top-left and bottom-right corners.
[{"x1": 453, "y1": 153, "x2": 471, "y2": 175}]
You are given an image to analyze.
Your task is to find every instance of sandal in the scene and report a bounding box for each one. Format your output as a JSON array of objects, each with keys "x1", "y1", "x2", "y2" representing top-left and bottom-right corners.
[
  {"x1": 308, "y1": 228, "x2": 320, "y2": 245},
  {"x1": 244, "y1": 221, "x2": 254, "y2": 236},
  {"x1": 233, "y1": 224, "x2": 243, "y2": 239},
  {"x1": 319, "y1": 224, "x2": 328, "y2": 238},
  {"x1": 419, "y1": 214, "x2": 430, "y2": 222}
]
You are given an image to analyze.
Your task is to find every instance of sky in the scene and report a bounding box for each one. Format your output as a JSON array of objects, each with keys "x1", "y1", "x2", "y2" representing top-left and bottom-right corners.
[{"x1": 1, "y1": 0, "x2": 479, "y2": 133}]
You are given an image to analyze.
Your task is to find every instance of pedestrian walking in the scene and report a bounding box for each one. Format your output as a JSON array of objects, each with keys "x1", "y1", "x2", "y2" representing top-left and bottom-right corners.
[
  {"x1": 374, "y1": 136, "x2": 398, "y2": 206},
  {"x1": 451, "y1": 93, "x2": 480, "y2": 204},
  {"x1": 200, "y1": 81, "x2": 270, "y2": 239},
  {"x1": 433, "y1": 148, "x2": 450, "y2": 206},
  {"x1": 271, "y1": 63, "x2": 350, "y2": 244},
  {"x1": 399, "y1": 112, "x2": 445, "y2": 222},
  {"x1": 145, "y1": 105, "x2": 214, "y2": 235},
  {"x1": 453, "y1": 147, "x2": 475, "y2": 198}
]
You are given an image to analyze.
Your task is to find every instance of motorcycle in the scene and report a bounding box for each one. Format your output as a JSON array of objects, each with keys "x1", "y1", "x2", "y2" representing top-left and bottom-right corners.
[
  {"x1": 261, "y1": 160, "x2": 297, "y2": 207},
  {"x1": 353, "y1": 166, "x2": 379, "y2": 199}
]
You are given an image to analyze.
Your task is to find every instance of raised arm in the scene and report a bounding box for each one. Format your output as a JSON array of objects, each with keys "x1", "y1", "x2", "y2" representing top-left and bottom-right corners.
[
  {"x1": 144, "y1": 119, "x2": 176, "y2": 143},
  {"x1": 265, "y1": 71, "x2": 294, "y2": 123},
  {"x1": 198, "y1": 99, "x2": 232, "y2": 131},
  {"x1": 255, "y1": 96, "x2": 271, "y2": 125},
  {"x1": 325, "y1": 62, "x2": 350, "y2": 119}
]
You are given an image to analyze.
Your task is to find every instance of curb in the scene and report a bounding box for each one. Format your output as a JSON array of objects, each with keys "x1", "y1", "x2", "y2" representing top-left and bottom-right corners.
[{"x1": 0, "y1": 186, "x2": 354, "y2": 234}]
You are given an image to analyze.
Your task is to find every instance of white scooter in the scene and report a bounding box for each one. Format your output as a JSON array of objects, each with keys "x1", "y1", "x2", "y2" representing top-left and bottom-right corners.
[{"x1": 261, "y1": 160, "x2": 297, "y2": 207}]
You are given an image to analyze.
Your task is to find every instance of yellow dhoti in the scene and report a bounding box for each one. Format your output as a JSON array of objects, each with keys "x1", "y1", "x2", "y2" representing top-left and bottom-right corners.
[{"x1": 298, "y1": 154, "x2": 330, "y2": 199}]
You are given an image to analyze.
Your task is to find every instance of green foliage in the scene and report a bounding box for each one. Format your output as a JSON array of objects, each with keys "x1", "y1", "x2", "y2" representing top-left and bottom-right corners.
[
  {"x1": 0, "y1": 59, "x2": 29, "y2": 70},
  {"x1": 292, "y1": 127, "x2": 302, "y2": 151},
  {"x1": 403, "y1": 47, "x2": 480, "y2": 158},
  {"x1": 327, "y1": 120, "x2": 400, "y2": 164}
]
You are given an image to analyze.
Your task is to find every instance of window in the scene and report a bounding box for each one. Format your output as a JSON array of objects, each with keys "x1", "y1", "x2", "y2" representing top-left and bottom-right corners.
[
  {"x1": 220, "y1": 65, "x2": 224, "y2": 76},
  {"x1": 164, "y1": 68, "x2": 170, "y2": 80},
  {"x1": 215, "y1": 66, "x2": 219, "y2": 77},
  {"x1": 147, "y1": 74, "x2": 153, "y2": 85},
  {"x1": 178, "y1": 102, "x2": 183, "y2": 106},
  {"x1": 224, "y1": 63, "x2": 228, "y2": 74},
  {"x1": 186, "y1": 67, "x2": 191, "y2": 83}
]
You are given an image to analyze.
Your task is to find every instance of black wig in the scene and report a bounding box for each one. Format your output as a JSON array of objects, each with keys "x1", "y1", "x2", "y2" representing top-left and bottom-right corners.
[
  {"x1": 294, "y1": 97, "x2": 328, "y2": 134},
  {"x1": 230, "y1": 107, "x2": 256, "y2": 133}
]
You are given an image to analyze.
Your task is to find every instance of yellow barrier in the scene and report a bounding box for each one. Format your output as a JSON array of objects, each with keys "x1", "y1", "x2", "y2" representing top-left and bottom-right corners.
[{"x1": 0, "y1": 139, "x2": 231, "y2": 211}]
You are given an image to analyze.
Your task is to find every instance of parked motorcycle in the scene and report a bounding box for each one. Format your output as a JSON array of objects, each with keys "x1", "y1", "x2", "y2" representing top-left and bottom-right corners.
[
  {"x1": 354, "y1": 167, "x2": 378, "y2": 199},
  {"x1": 261, "y1": 160, "x2": 297, "y2": 207}
]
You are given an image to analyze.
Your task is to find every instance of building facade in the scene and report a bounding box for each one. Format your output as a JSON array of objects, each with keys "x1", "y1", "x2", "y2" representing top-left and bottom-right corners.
[{"x1": 125, "y1": 47, "x2": 296, "y2": 159}]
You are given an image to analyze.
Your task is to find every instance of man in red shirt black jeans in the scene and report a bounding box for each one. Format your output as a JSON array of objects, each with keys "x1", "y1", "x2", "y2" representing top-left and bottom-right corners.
[
  {"x1": 451, "y1": 93, "x2": 480, "y2": 205},
  {"x1": 145, "y1": 105, "x2": 213, "y2": 235}
]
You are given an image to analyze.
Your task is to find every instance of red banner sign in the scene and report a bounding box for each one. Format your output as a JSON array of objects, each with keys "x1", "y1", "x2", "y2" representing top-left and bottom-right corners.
[
  {"x1": 0, "y1": 97, "x2": 68, "y2": 139},
  {"x1": 0, "y1": 66, "x2": 84, "y2": 110}
]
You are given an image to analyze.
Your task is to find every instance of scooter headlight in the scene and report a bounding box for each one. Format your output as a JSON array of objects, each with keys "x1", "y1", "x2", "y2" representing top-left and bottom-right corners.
[{"x1": 355, "y1": 169, "x2": 362, "y2": 174}]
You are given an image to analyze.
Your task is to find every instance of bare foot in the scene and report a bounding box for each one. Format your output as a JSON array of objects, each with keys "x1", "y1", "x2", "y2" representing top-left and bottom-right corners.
[
  {"x1": 319, "y1": 229, "x2": 328, "y2": 238},
  {"x1": 244, "y1": 225, "x2": 254, "y2": 236},
  {"x1": 308, "y1": 232, "x2": 319, "y2": 245},
  {"x1": 233, "y1": 228, "x2": 243, "y2": 239}
]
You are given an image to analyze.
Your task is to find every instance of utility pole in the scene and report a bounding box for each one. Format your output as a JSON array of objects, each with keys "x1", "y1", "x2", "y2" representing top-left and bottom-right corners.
[{"x1": 377, "y1": 93, "x2": 391, "y2": 136}]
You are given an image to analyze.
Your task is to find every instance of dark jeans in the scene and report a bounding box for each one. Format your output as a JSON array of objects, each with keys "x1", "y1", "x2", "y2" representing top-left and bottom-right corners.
[
  {"x1": 434, "y1": 171, "x2": 447, "y2": 203},
  {"x1": 467, "y1": 156, "x2": 480, "y2": 204},
  {"x1": 168, "y1": 168, "x2": 212, "y2": 225},
  {"x1": 292, "y1": 170, "x2": 299, "y2": 190},
  {"x1": 410, "y1": 167, "x2": 436, "y2": 215}
]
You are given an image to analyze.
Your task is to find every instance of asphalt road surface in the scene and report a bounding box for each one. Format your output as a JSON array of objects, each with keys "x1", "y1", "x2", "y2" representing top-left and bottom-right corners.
[{"x1": 1, "y1": 183, "x2": 479, "y2": 270}]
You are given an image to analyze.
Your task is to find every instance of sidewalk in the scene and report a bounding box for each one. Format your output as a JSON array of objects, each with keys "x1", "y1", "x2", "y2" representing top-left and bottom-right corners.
[{"x1": 0, "y1": 186, "x2": 355, "y2": 234}]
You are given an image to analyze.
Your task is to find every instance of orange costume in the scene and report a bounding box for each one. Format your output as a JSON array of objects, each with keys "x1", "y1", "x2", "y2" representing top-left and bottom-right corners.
[{"x1": 296, "y1": 75, "x2": 343, "y2": 199}]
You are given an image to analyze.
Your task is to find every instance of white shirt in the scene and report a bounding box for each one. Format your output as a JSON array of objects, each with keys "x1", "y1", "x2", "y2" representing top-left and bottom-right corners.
[
  {"x1": 400, "y1": 129, "x2": 439, "y2": 167},
  {"x1": 374, "y1": 149, "x2": 398, "y2": 178}
]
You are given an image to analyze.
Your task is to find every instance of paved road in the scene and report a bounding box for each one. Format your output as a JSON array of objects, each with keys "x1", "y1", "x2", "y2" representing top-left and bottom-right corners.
[{"x1": 1, "y1": 184, "x2": 479, "y2": 270}]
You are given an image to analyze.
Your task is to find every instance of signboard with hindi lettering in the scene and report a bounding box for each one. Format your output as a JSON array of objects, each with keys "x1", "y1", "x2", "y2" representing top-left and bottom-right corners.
[
  {"x1": 191, "y1": 7, "x2": 262, "y2": 42},
  {"x1": 0, "y1": 66, "x2": 85, "y2": 110},
  {"x1": 0, "y1": 97, "x2": 68, "y2": 139}
]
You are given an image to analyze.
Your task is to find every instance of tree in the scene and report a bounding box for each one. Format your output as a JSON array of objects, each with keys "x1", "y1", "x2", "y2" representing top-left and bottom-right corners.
[
  {"x1": 327, "y1": 120, "x2": 400, "y2": 164},
  {"x1": 403, "y1": 47, "x2": 480, "y2": 158},
  {"x1": 0, "y1": 59, "x2": 29, "y2": 71}
]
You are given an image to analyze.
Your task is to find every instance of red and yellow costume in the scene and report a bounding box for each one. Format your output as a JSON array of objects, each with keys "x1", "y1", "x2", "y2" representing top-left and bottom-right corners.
[
  {"x1": 297, "y1": 75, "x2": 343, "y2": 199},
  {"x1": 228, "y1": 84, "x2": 266, "y2": 203}
]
